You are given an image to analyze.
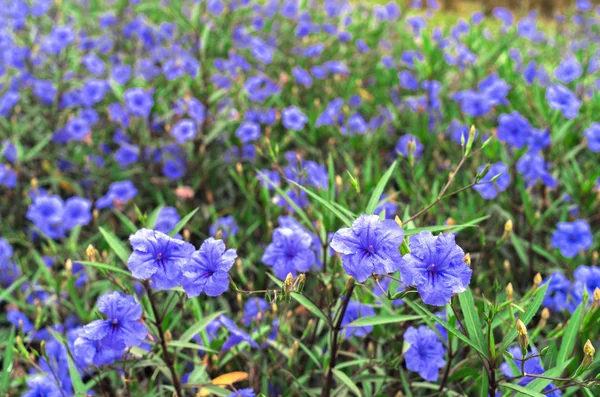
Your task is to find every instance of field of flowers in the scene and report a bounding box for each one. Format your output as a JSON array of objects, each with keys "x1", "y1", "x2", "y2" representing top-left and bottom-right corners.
[{"x1": 1, "y1": 0, "x2": 600, "y2": 396}]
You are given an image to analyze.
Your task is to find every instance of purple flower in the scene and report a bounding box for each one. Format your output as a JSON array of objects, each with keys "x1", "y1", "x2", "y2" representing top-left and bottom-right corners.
[
  {"x1": 83, "y1": 292, "x2": 147, "y2": 350},
  {"x1": 551, "y1": 220, "x2": 592, "y2": 258},
  {"x1": 282, "y1": 106, "x2": 308, "y2": 131},
  {"x1": 226, "y1": 389, "x2": 255, "y2": 397},
  {"x1": 154, "y1": 207, "x2": 181, "y2": 235},
  {"x1": 546, "y1": 84, "x2": 581, "y2": 119},
  {"x1": 96, "y1": 180, "x2": 138, "y2": 209},
  {"x1": 584, "y1": 122, "x2": 600, "y2": 152},
  {"x1": 114, "y1": 143, "x2": 140, "y2": 167},
  {"x1": 396, "y1": 134, "x2": 423, "y2": 159},
  {"x1": 517, "y1": 152, "x2": 557, "y2": 188},
  {"x1": 262, "y1": 226, "x2": 316, "y2": 280},
  {"x1": 331, "y1": 215, "x2": 405, "y2": 283},
  {"x1": 541, "y1": 272, "x2": 571, "y2": 312},
  {"x1": 82, "y1": 53, "x2": 105, "y2": 76},
  {"x1": 236, "y1": 121, "x2": 261, "y2": 143},
  {"x1": 127, "y1": 229, "x2": 195, "y2": 290},
  {"x1": 497, "y1": 111, "x2": 531, "y2": 149},
  {"x1": 400, "y1": 231, "x2": 471, "y2": 306},
  {"x1": 242, "y1": 297, "x2": 270, "y2": 326},
  {"x1": 472, "y1": 162, "x2": 510, "y2": 200},
  {"x1": 63, "y1": 197, "x2": 92, "y2": 230},
  {"x1": 26, "y1": 195, "x2": 65, "y2": 239},
  {"x1": 501, "y1": 347, "x2": 561, "y2": 397},
  {"x1": 292, "y1": 66, "x2": 312, "y2": 87},
  {"x1": 374, "y1": 194, "x2": 398, "y2": 219},
  {"x1": 8, "y1": 309, "x2": 34, "y2": 333},
  {"x1": 210, "y1": 215, "x2": 239, "y2": 239},
  {"x1": 124, "y1": 88, "x2": 154, "y2": 118},
  {"x1": 23, "y1": 375, "x2": 62, "y2": 397},
  {"x1": 65, "y1": 117, "x2": 91, "y2": 141},
  {"x1": 220, "y1": 315, "x2": 260, "y2": 351},
  {"x1": 182, "y1": 238, "x2": 237, "y2": 297},
  {"x1": 171, "y1": 119, "x2": 197, "y2": 143},
  {"x1": 404, "y1": 325, "x2": 446, "y2": 381},
  {"x1": 340, "y1": 300, "x2": 376, "y2": 338},
  {"x1": 572, "y1": 266, "x2": 600, "y2": 309},
  {"x1": 162, "y1": 158, "x2": 186, "y2": 180},
  {"x1": 554, "y1": 55, "x2": 582, "y2": 83},
  {"x1": 73, "y1": 333, "x2": 123, "y2": 367}
]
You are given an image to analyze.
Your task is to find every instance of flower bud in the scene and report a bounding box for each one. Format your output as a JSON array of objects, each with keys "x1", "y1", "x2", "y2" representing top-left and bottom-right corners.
[
  {"x1": 593, "y1": 288, "x2": 600, "y2": 309},
  {"x1": 503, "y1": 219, "x2": 513, "y2": 239},
  {"x1": 582, "y1": 340, "x2": 595, "y2": 370},
  {"x1": 214, "y1": 229, "x2": 223, "y2": 240},
  {"x1": 463, "y1": 253, "x2": 471, "y2": 267},
  {"x1": 65, "y1": 258, "x2": 72, "y2": 275},
  {"x1": 183, "y1": 229, "x2": 191, "y2": 241},
  {"x1": 164, "y1": 330, "x2": 172, "y2": 345},
  {"x1": 516, "y1": 319, "x2": 529, "y2": 351},
  {"x1": 539, "y1": 308, "x2": 549, "y2": 329},
  {"x1": 290, "y1": 341, "x2": 299, "y2": 361},
  {"x1": 394, "y1": 215, "x2": 403, "y2": 228},
  {"x1": 506, "y1": 283, "x2": 514, "y2": 301},
  {"x1": 295, "y1": 273, "x2": 306, "y2": 292},
  {"x1": 86, "y1": 244, "x2": 99, "y2": 262},
  {"x1": 283, "y1": 273, "x2": 294, "y2": 296},
  {"x1": 503, "y1": 259, "x2": 511, "y2": 273},
  {"x1": 345, "y1": 276, "x2": 355, "y2": 292},
  {"x1": 533, "y1": 273, "x2": 542, "y2": 289}
]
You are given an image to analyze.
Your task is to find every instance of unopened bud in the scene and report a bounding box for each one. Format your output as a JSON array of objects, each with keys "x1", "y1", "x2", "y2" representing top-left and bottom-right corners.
[
  {"x1": 335, "y1": 175, "x2": 342, "y2": 191},
  {"x1": 86, "y1": 244, "x2": 99, "y2": 261},
  {"x1": 506, "y1": 283, "x2": 513, "y2": 301},
  {"x1": 236, "y1": 162, "x2": 243, "y2": 174},
  {"x1": 93, "y1": 209, "x2": 99, "y2": 221},
  {"x1": 290, "y1": 341, "x2": 299, "y2": 360},
  {"x1": 271, "y1": 302, "x2": 278, "y2": 315},
  {"x1": 296, "y1": 273, "x2": 305, "y2": 292},
  {"x1": 183, "y1": 229, "x2": 191, "y2": 241},
  {"x1": 164, "y1": 330, "x2": 172, "y2": 344},
  {"x1": 503, "y1": 219, "x2": 513, "y2": 239},
  {"x1": 446, "y1": 217, "x2": 456, "y2": 226},
  {"x1": 533, "y1": 273, "x2": 542, "y2": 289},
  {"x1": 394, "y1": 216, "x2": 403, "y2": 228},
  {"x1": 345, "y1": 276, "x2": 354, "y2": 292},
  {"x1": 593, "y1": 251, "x2": 598, "y2": 264},
  {"x1": 539, "y1": 308, "x2": 549, "y2": 328},
  {"x1": 65, "y1": 258, "x2": 72, "y2": 275},
  {"x1": 367, "y1": 342, "x2": 375, "y2": 358},
  {"x1": 516, "y1": 319, "x2": 529, "y2": 351},
  {"x1": 40, "y1": 340, "x2": 47, "y2": 358},
  {"x1": 582, "y1": 340, "x2": 595, "y2": 369},
  {"x1": 283, "y1": 273, "x2": 294, "y2": 296},
  {"x1": 503, "y1": 260, "x2": 511, "y2": 273},
  {"x1": 593, "y1": 288, "x2": 600, "y2": 308},
  {"x1": 463, "y1": 253, "x2": 471, "y2": 267},
  {"x1": 214, "y1": 229, "x2": 223, "y2": 240}
]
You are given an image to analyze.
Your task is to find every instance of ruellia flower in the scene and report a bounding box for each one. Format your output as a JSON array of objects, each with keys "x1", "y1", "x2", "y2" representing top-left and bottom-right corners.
[
  {"x1": 262, "y1": 226, "x2": 316, "y2": 279},
  {"x1": 400, "y1": 231, "x2": 471, "y2": 306},
  {"x1": 330, "y1": 215, "x2": 404, "y2": 283},
  {"x1": 340, "y1": 300, "x2": 376, "y2": 338},
  {"x1": 83, "y1": 292, "x2": 147, "y2": 350},
  {"x1": 541, "y1": 271, "x2": 572, "y2": 312},
  {"x1": 501, "y1": 347, "x2": 561, "y2": 397},
  {"x1": 550, "y1": 220, "x2": 592, "y2": 258},
  {"x1": 182, "y1": 238, "x2": 237, "y2": 297},
  {"x1": 472, "y1": 162, "x2": 510, "y2": 200},
  {"x1": 128, "y1": 228, "x2": 195, "y2": 290},
  {"x1": 404, "y1": 325, "x2": 446, "y2": 381}
]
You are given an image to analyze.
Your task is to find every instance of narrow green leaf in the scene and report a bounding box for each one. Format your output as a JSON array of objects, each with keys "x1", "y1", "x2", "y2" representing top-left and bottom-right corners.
[
  {"x1": 404, "y1": 215, "x2": 489, "y2": 236},
  {"x1": 332, "y1": 369, "x2": 361, "y2": 397},
  {"x1": 112, "y1": 210, "x2": 138, "y2": 234},
  {"x1": 291, "y1": 292, "x2": 330, "y2": 326},
  {"x1": 77, "y1": 260, "x2": 131, "y2": 277},
  {"x1": 179, "y1": 310, "x2": 225, "y2": 343},
  {"x1": 526, "y1": 359, "x2": 572, "y2": 393},
  {"x1": 0, "y1": 276, "x2": 27, "y2": 302},
  {"x1": 556, "y1": 304, "x2": 582, "y2": 364},
  {"x1": 67, "y1": 353, "x2": 87, "y2": 394},
  {"x1": 346, "y1": 314, "x2": 422, "y2": 328},
  {"x1": 1, "y1": 328, "x2": 15, "y2": 391},
  {"x1": 478, "y1": 373, "x2": 489, "y2": 397},
  {"x1": 366, "y1": 160, "x2": 397, "y2": 214},
  {"x1": 409, "y1": 301, "x2": 487, "y2": 357},
  {"x1": 169, "y1": 207, "x2": 199, "y2": 237},
  {"x1": 458, "y1": 288, "x2": 487, "y2": 356},
  {"x1": 500, "y1": 281, "x2": 550, "y2": 352},
  {"x1": 290, "y1": 181, "x2": 352, "y2": 227},
  {"x1": 22, "y1": 133, "x2": 53, "y2": 161},
  {"x1": 167, "y1": 341, "x2": 219, "y2": 354},
  {"x1": 499, "y1": 382, "x2": 544, "y2": 397},
  {"x1": 270, "y1": 183, "x2": 317, "y2": 232},
  {"x1": 99, "y1": 226, "x2": 131, "y2": 264}
]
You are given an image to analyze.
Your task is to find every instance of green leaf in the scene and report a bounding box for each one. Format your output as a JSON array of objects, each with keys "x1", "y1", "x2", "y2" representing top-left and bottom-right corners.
[
  {"x1": 556, "y1": 304, "x2": 582, "y2": 364},
  {"x1": 0, "y1": 276, "x2": 27, "y2": 302},
  {"x1": 500, "y1": 281, "x2": 550, "y2": 352},
  {"x1": 167, "y1": 341, "x2": 219, "y2": 354},
  {"x1": 478, "y1": 373, "x2": 489, "y2": 397},
  {"x1": 77, "y1": 260, "x2": 131, "y2": 277},
  {"x1": 404, "y1": 215, "x2": 489, "y2": 236},
  {"x1": 408, "y1": 301, "x2": 487, "y2": 357},
  {"x1": 67, "y1": 354, "x2": 87, "y2": 394},
  {"x1": 169, "y1": 207, "x2": 199, "y2": 237},
  {"x1": 526, "y1": 359, "x2": 572, "y2": 393},
  {"x1": 22, "y1": 133, "x2": 53, "y2": 162},
  {"x1": 458, "y1": 288, "x2": 487, "y2": 357},
  {"x1": 366, "y1": 160, "x2": 397, "y2": 214},
  {"x1": 112, "y1": 210, "x2": 138, "y2": 234},
  {"x1": 1, "y1": 328, "x2": 15, "y2": 391},
  {"x1": 270, "y1": 182, "x2": 317, "y2": 232},
  {"x1": 99, "y1": 226, "x2": 131, "y2": 264},
  {"x1": 332, "y1": 369, "x2": 361, "y2": 397},
  {"x1": 499, "y1": 382, "x2": 544, "y2": 397},
  {"x1": 290, "y1": 181, "x2": 352, "y2": 227},
  {"x1": 290, "y1": 292, "x2": 330, "y2": 326},
  {"x1": 179, "y1": 310, "x2": 225, "y2": 343},
  {"x1": 346, "y1": 314, "x2": 422, "y2": 328}
]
